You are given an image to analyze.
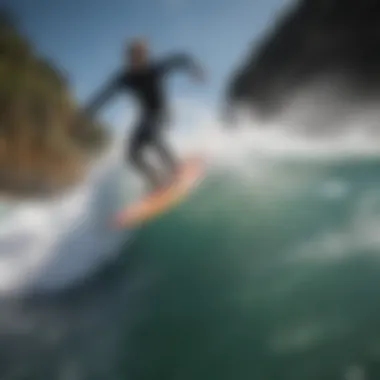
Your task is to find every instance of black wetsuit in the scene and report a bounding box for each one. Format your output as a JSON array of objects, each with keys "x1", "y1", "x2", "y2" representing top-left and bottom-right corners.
[{"x1": 86, "y1": 53, "x2": 197, "y2": 190}]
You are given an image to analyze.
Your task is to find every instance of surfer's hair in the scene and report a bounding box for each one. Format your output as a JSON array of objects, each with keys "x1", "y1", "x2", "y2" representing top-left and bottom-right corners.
[{"x1": 127, "y1": 38, "x2": 148, "y2": 56}]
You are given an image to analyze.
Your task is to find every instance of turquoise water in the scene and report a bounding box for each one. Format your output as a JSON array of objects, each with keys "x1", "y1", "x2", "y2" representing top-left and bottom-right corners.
[{"x1": 1, "y1": 156, "x2": 380, "y2": 379}]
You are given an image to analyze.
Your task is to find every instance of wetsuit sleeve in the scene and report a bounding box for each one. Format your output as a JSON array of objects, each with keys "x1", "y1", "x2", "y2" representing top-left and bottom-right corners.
[
  {"x1": 83, "y1": 73, "x2": 125, "y2": 116},
  {"x1": 159, "y1": 53, "x2": 200, "y2": 75}
]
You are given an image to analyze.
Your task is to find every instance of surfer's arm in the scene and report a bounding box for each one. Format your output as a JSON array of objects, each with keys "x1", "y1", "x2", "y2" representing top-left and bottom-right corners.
[
  {"x1": 159, "y1": 53, "x2": 205, "y2": 82},
  {"x1": 83, "y1": 74, "x2": 124, "y2": 116}
]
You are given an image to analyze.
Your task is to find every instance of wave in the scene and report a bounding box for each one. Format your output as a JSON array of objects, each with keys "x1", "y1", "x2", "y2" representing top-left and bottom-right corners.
[
  {"x1": 0, "y1": 144, "x2": 129, "y2": 297},
  {"x1": 0, "y1": 111, "x2": 380, "y2": 297},
  {"x1": 1, "y1": 123, "x2": 380, "y2": 379}
]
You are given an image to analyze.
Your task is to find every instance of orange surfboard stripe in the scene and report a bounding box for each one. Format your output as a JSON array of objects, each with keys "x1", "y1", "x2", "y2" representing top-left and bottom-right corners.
[{"x1": 113, "y1": 158, "x2": 204, "y2": 228}]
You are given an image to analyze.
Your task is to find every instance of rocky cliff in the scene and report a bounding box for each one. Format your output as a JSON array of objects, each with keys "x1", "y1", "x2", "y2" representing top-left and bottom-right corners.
[
  {"x1": 227, "y1": 0, "x2": 380, "y2": 130},
  {"x1": 0, "y1": 8, "x2": 110, "y2": 198}
]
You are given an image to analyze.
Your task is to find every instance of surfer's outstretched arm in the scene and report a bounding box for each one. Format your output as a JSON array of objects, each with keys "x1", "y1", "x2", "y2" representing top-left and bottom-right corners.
[
  {"x1": 83, "y1": 74, "x2": 123, "y2": 116},
  {"x1": 159, "y1": 53, "x2": 205, "y2": 81}
]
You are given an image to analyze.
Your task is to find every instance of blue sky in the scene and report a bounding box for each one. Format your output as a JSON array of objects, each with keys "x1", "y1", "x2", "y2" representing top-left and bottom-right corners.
[{"x1": 5, "y1": 0, "x2": 286, "y2": 130}]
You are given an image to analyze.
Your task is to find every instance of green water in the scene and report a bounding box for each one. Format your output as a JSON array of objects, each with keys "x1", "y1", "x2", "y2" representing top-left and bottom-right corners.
[{"x1": 2, "y1": 157, "x2": 380, "y2": 380}]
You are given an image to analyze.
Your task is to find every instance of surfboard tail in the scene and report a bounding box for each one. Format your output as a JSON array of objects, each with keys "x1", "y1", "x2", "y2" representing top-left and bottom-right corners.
[{"x1": 111, "y1": 157, "x2": 204, "y2": 229}]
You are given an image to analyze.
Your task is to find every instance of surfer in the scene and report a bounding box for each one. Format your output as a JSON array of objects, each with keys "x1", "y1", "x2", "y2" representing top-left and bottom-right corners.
[{"x1": 84, "y1": 38, "x2": 205, "y2": 193}]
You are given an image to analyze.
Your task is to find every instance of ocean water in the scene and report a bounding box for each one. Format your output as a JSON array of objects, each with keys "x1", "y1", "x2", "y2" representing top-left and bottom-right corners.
[{"x1": 0, "y1": 129, "x2": 380, "y2": 380}]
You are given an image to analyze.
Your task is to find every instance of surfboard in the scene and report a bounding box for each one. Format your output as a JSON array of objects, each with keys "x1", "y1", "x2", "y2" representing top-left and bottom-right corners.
[{"x1": 112, "y1": 157, "x2": 204, "y2": 228}]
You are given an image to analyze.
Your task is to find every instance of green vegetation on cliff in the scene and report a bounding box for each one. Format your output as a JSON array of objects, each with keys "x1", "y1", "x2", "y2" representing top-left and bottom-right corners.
[{"x1": 0, "y1": 8, "x2": 110, "y2": 197}]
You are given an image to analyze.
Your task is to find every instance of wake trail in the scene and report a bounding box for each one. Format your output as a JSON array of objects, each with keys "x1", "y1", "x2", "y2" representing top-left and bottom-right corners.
[{"x1": 0, "y1": 142, "x2": 128, "y2": 297}]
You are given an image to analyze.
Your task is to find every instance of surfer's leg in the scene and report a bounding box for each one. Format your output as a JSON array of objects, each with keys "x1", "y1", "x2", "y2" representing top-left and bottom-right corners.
[
  {"x1": 151, "y1": 113, "x2": 179, "y2": 183},
  {"x1": 154, "y1": 138, "x2": 179, "y2": 181},
  {"x1": 128, "y1": 123, "x2": 163, "y2": 192}
]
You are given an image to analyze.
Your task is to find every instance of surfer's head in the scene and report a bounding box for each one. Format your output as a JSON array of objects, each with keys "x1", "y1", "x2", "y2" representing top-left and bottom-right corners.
[{"x1": 127, "y1": 38, "x2": 149, "y2": 69}]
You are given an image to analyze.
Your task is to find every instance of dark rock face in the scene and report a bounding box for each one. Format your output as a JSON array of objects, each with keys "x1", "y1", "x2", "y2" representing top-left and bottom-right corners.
[{"x1": 227, "y1": 0, "x2": 380, "y2": 128}]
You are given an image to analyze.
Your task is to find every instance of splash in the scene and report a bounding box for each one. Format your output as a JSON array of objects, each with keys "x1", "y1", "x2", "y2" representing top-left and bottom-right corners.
[
  {"x1": 170, "y1": 98, "x2": 380, "y2": 164},
  {"x1": 0, "y1": 144, "x2": 128, "y2": 297},
  {"x1": 0, "y1": 97, "x2": 380, "y2": 297}
]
